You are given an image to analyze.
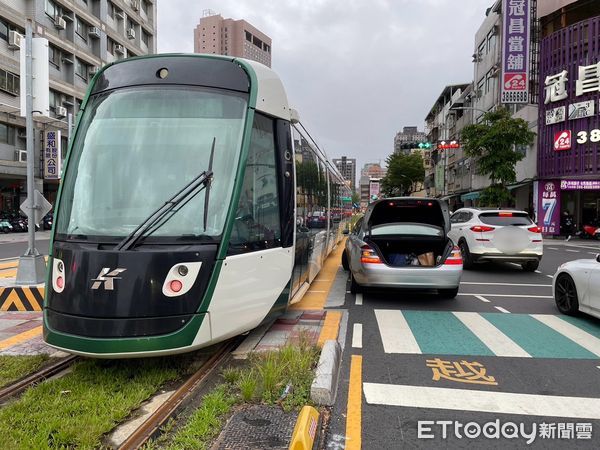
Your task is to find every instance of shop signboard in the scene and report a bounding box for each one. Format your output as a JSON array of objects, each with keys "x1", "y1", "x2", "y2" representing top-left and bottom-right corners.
[
  {"x1": 44, "y1": 130, "x2": 61, "y2": 179},
  {"x1": 537, "y1": 180, "x2": 560, "y2": 235},
  {"x1": 501, "y1": 0, "x2": 531, "y2": 104},
  {"x1": 560, "y1": 180, "x2": 600, "y2": 190},
  {"x1": 553, "y1": 130, "x2": 571, "y2": 151},
  {"x1": 545, "y1": 106, "x2": 565, "y2": 125},
  {"x1": 568, "y1": 100, "x2": 595, "y2": 120}
]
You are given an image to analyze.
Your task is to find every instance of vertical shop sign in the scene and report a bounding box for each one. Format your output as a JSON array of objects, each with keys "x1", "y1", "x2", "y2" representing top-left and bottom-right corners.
[{"x1": 501, "y1": 0, "x2": 530, "y2": 103}]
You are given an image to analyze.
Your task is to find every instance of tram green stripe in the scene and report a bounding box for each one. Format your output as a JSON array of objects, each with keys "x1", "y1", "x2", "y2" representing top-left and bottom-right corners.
[
  {"x1": 482, "y1": 313, "x2": 597, "y2": 359},
  {"x1": 402, "y1": 311, "x2": 493, "y2": 356}
]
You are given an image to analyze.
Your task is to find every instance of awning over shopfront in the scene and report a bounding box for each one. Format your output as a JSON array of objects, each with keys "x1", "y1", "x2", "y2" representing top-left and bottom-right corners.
[
  {"x1": 507, "y1": 181, "x2": 531, "y2": 191},
  {"x1": 460, "y1": 191, "x2": 481, "y2": 202}
]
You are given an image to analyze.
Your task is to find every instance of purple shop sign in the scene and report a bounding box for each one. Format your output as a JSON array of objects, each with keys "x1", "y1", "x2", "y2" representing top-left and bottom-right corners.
[
  {"x1": 501, "y1": 0, "x2": 530, "y2": 104},
  {"x1": 560, "y1": 180, "x2": 600, "y2": 190},
  {"x1": 537, "y1": 180, "x2": 560, "y2": 236}
]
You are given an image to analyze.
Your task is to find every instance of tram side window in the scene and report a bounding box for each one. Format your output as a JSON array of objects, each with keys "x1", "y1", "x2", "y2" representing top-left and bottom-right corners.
[{"x1": 229, "y1": 113, "x2": 281, "y2": 253}]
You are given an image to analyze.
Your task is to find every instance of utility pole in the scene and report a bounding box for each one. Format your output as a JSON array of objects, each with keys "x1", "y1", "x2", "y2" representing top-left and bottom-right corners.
[{"x1": 16, "y1": 20, "x2": 47, "y2": 285}]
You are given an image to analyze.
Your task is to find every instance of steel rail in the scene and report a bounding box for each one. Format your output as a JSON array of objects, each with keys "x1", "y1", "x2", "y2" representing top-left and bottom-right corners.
[
  {"x1": 118, "y1": 341, "x2": 235, "y2": 450},
  {"x1": 0, "y1": 354, "x2": 79, "y2": 403}
]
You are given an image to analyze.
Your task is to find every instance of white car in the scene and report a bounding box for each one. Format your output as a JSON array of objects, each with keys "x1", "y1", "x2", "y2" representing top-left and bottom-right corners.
[
  {"x1": 554, "y1": 255, "x2": 600, "y2": 318},
  {"x1": 448, "y1": 208, "x2": 543, "y2": 271}
]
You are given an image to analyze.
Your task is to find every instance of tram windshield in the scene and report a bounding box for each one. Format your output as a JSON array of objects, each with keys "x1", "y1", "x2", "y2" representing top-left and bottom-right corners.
[{"x1": 56, "y1": 86, "x2": 248, "y2": 241}]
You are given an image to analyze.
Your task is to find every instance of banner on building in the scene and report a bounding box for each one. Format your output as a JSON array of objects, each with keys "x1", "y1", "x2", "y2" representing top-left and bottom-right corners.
[
  {"x1": 369, "y1": 181, "x2": 380, "y2": 200},
  {"x1": 501, "y1": 0, "x2": 531, "y2": 104},
  {"x1": 44, "y1": 130, "x2": 61, "y2": 179},
  {"x1": 560, "y1": 180, "x2": 600, "y2": 190},
  {"x1": 537, "y1": 180, "x2": 560, "y2": 235}
]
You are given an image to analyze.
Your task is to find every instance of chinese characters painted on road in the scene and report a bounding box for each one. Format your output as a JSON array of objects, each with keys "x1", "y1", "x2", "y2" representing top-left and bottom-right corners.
[{"x1": 426, "y1": 358, "x2": 498, "y2": 386}]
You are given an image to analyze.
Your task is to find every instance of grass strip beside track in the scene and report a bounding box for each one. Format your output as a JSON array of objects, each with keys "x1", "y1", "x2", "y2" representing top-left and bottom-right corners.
[
  {"x1": 0, "y1": 357, "x2": 196, "y2": 449},
  {"x1": 0, "y1": 355, "x2": 49, "y2": 388},
  {"x1": 151, "y1": 338, "x2": 320, "y2": 449}
]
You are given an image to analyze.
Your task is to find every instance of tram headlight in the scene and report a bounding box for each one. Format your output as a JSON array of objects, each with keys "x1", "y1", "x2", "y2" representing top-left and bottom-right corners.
[{"x1": 162, "y1": 262, "x2": 202, "y2": 297}]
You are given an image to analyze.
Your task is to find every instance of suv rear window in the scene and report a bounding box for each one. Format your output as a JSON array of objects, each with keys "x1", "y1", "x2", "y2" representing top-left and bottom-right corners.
[{"x1": 479, "y1": 212, "x2": 532, "y2": 226}]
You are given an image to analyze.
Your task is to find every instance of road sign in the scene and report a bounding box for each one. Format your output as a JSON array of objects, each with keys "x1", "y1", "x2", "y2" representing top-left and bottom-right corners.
[{"x1": 20, "y1": 189, "x2": 52, "y2": 225}]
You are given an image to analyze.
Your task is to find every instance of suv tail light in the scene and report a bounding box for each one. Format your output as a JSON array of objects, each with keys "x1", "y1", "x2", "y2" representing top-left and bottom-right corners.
[
  {"x1": 360, "y1": 245, "x2": 382, "y2": 264},
  {"x1": 527, "y1": 226, "x2": 542, "y2": 233},
  {"x1": 444, "y1": 246, "x2": 463, "y2": 265},
  {"x1": 470, "y1": 225, "x2": 495, "y2": 232}
]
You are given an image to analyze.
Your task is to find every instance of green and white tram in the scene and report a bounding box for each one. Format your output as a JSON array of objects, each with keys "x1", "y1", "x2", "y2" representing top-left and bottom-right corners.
[{"x1": 43, "y1": 54, "x2": 351, "y2": 357}]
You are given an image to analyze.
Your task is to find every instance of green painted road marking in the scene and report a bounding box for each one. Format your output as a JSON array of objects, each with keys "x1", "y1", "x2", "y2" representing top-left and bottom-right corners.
[
  {"x1": 402, "y1": 311, "x2": 494, "y2": 356},
  {"x1": 559, "y1": 315, "x2": 600, "y2": 340},
  {"x1": 482, "y1": 313, "x2": 597, "y2": 359}
]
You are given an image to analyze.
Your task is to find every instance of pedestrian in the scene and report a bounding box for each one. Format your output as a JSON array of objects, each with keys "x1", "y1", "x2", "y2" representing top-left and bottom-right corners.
[{"x1": 561, "y1": 210, "x2": 574, "y2": 241}]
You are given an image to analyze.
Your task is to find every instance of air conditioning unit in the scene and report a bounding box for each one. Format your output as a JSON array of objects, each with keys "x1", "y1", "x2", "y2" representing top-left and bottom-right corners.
[
  {"x1": 114, "y1": 44, "x2": 125, "y2": 55},
  {"x1": 61, "y1": 56, "x2": 74, "y2": 64},
  {"x1": 131, "y1": 0, "x2": 140, "y2": 11},
  {"x1": 127, "y1": 28, "x2": 135, "y2": 40},
  {"x1": 16, "y1": 150, "x2": 27, "y2": 163},
  {"x1": 89, "y1": 65, "x2": 100, "y2": 76},
  {"x1": 55, "y1": 106, "x2": 67, "y2": 118},
  {"x1": 88, "y1": 26, "x2": 101, "y2": 39},
  {"x1": 54, "y1": 15, "x2": 67, "y2": 30},
  {"x1": 490, "y1": 64, "x2": 500, "y2": 76},
  {"x1": 8, "y1": 30, "x2": 22, "y2": 49}
]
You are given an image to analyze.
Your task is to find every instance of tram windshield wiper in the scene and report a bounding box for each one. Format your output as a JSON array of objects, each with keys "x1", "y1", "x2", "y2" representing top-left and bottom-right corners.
[{"x1": 116, "y1": 138, "x2": 216, "y2": 251}]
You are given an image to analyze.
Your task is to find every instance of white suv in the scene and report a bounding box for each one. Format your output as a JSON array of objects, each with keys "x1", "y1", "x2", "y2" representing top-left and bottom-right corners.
[{"x1": 448, "y1": 208, "x2": 543, "y2": 271}]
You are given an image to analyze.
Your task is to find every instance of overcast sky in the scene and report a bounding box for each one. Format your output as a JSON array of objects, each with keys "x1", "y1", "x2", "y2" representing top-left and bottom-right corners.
[{"x1": 157, "y1": 0, "x2": 494, "y2": 173}]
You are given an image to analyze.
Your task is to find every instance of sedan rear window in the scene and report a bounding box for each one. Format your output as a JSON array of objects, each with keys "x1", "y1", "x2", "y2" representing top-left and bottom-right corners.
[{"x1": 479, "y1": 212, "x2": 532, "y2": 226}]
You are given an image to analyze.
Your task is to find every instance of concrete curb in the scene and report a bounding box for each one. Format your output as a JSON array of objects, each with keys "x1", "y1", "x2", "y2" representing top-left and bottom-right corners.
[{"x1": 310, "y1": 339, "x2": 341, "y2": 406}]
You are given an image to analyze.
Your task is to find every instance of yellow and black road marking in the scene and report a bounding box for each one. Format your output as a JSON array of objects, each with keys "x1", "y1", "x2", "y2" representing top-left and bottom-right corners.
[{"x1": 0, "y1": 287, "x2": 44, "y2": 311}]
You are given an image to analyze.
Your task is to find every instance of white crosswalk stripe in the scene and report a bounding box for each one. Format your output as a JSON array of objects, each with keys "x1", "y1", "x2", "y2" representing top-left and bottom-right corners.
[
  {"x1": 374, "y1": 310, "x2": 420, "y2": 354},
  {"x1": 363, "y1": 383, "x2": 600, "y2": 419},
  {"x1": 452, "y1": 312, "x2": 530, "y2": 357},
  {"x1": 531, "y1": 314, "x2": 600, "y2": 357}
]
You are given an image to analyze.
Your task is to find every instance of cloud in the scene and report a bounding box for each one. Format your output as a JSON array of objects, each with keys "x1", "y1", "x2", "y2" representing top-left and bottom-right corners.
[{"x1": 157, "y1": 0, "x2": 493, "y2": 176}]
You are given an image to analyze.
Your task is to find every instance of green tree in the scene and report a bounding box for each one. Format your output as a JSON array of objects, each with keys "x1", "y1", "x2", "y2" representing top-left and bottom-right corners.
[
  {"x1": 461, "y1": 107, "x2": 535, "y2": 207},
  {"x1": 351, "y1": 190, "x2": 360, "y2": 204},
  {"x1": 381, "y1": 152, "x2": 425, "y2": 197}
]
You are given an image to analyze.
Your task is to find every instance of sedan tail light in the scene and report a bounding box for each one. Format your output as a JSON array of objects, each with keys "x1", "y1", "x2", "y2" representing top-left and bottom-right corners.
[
  {"x1": 470, "y1": 225, "x2": 495, "y2": 233},
  {"x1": 444, "y1": 246, "x2": 463, "y2": 265},
  {"x1": 360, "y1": 245, "x2": 383, "y2": 264},
  {"x1": 527, "y1": 226, "x2": 542, "y2": 233}
]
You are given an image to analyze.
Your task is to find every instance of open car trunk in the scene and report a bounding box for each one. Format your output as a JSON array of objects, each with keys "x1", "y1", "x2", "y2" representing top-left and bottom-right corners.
[
  {"x1": 364, "y1": 198, "x2": 453, "y2": 267},
  {"x1": 366, "y1": 235, "x2": 453, "y2": 267}
]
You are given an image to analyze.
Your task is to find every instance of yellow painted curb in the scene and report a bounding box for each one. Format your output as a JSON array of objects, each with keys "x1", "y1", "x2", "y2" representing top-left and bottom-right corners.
[
  {"x1": 317, "y1": 311, "x2": 342, "y2": 347},
  {"x1": 0, "y1": 287, "x2": 45, "y2": 311},
  {"x1": 289, "y1": 405, "x2": 320, "y2": 450}
]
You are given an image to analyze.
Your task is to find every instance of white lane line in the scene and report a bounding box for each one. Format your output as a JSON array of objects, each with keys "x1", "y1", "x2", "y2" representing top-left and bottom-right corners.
[
  {"x1": 546, "y1": 274, "x2": 554, "y2": 279},
  {"x1": 534, "y1": 270, "x2": 542, "y2": 274},
  {"x1": 346, "y1": 290, "x2": 351, "y2": 294},
  {"x1": 566, "y1": 249, "x2": 580, "y2": 253},
  {"x1": 547, "y1": 247, "x2": 560, "y2": 250},
  {"x1": 355, "y1": 293, "x2": 363, "y2": 306},
  {"x1": 374, "y1": 310, "x2": 421, "y2": 354},
  {"x1": 363, "y1": 383, "x2": 600, "y2": 419},
  {"x1": 494, "y1": 306, "x2": 510, "y2": 313},
  {"x1": 460, "y1": 293, "x2": 553, "y2": 299},
  {"x1": 474, "y1": 295, "x2": 491, "y2": 303},
  {"x1": 453, "y1": 312, "x2": 530, "y2": 357},
  {"x1": 531, "y1": 314, "x2": 600, "y2": 357},
  {"x1": 352, "y1": 323, "x2": 363, "y2": 348},
  {"x1": 461, "y1": 282, "x2": 551, "y2": 287}
]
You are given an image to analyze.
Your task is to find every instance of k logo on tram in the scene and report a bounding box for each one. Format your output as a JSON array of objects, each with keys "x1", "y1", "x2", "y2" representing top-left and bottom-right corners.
[{"x1": 91, "y1": 268, "x2": 127, "y2": 290}]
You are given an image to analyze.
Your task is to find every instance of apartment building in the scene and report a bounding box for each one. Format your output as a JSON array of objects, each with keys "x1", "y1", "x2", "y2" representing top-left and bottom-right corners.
[
  {"x1": 0, "y1": 0, "x2": 156, "y2": 211},
  {"x1": 193, "y1": 11, "x2": 271, "y2": 67}
]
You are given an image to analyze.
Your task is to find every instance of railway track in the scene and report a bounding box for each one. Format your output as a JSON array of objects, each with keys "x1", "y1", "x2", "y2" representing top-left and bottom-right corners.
[
  {"x1": 118, "y1": 340, "x2": 236, "y2": 450},
  {"x1": 0, "y1": 355, "x2": 79, "y2": 404}
]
